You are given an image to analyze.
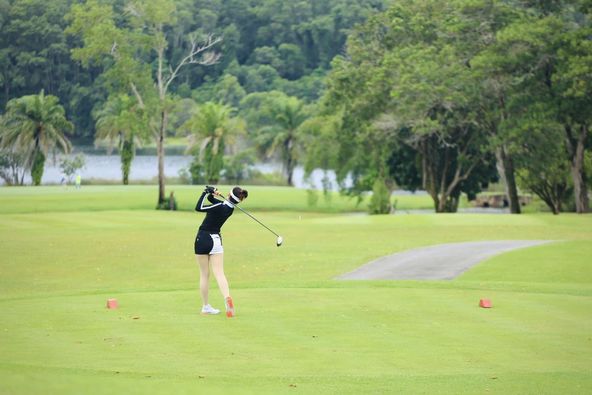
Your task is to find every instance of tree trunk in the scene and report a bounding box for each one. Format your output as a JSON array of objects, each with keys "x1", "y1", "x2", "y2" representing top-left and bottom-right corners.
[
  {"x1": 157, "y1": 110, "x2": 167, "y2": 204},
  {"x1": 503, "y1": 151, "x2": 521, "y2": 214},
  {"x1": 436, "y1": 147, "x2": 452, "y2": 212},
  {"x1": 30, "y1": 134, "x2": 44, "y2": 186},
  {"x1": 285, "y1": 137, "x2": 294, "y2": 186},
  {"x1": 571, "y1": 125, "x2": 589, "y2": 213},
  {"x1": 121, "y1": 140, "x2": 134, "y2": 185},
  {"x1": 286, "y1": 156, "x2": 294, "y2": 186},
  {"x1": 0, "y1": 170, "x2": 12, "y2": 185},
  {"x1": 418, "y1": 139, "x2": 438, "y2": 210},
  {"x1": 437, "y1": 194, "x2": 447, "y2": 213},
  {"x1": 571, "y1": 163, "x2": 588, "y2": 213},
  {"x1": 286, "y1": 166, "x2": 293, "y2": 186},
  {"x1": 451, "y1": 195, "x2": 460, "y2": 212},
  {"x1": 31, "y1": 150, "x2": 45, "y2": 186},
  {"x1": 547, "y1": 195, "x2": 560, "y2": 214},
  {"x1": 495, "y1": 146, "x2": 521, "y2": 213},
  {"x1": 156, "y1": 42, "x2": 167, "y2": 207},
  {"x1": 565, "y1": 124, "x2": 589, "y2": 213},
  {"x1": 530, "y1": 180, "x2": 566, "y2": 215}
]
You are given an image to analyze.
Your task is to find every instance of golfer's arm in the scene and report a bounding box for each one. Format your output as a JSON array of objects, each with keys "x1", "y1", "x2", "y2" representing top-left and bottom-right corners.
[
  {"x1": 195, "y1": 192, "x2": 208, "y2": 212},
  {"x1": 207, "y1": 194, "x2": 218, "y2": 204},
  {"x1": 195, "y1": 192, "x2": 221, "y2": 212}
]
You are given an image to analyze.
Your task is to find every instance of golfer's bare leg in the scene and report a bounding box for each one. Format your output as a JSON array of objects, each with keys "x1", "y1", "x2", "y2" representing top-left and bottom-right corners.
[
  {"x1": 210, "y1": 253, "x2": 230, "y2": 299},
  {"x1": 196, "y1": 254, "x2": 210, "y2": 305}
]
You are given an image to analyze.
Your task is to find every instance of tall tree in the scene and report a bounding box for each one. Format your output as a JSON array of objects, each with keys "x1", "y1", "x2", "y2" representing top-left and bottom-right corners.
[
  {"x1": 513, "y1": 106, "x2": 572, "y2": 214},
  {"x1": 241, "y1": 91, "x2": 309, "y2": 186},
  {"x1": 0, "y1": 90, "x2": 72, "y2": 185},
  {"x1": 554, "y1": 3, "x2": 592, "y2": 213},
  {"x1": 66, "y1": 0, "x2": 221, "y2": 206},
  {"x1": 299, "y1": 113, "x2": 342, "y2": 185},
  {"x1": 94, "y1": 94, "x2": 148, "y2": 184},
  {"x1": 321, "y1": 1, "x2": 498, "y2": 212},
  {"x1": 460, "y1": 0, "x2": 525, "y2": 213},
  {"x1": 181, "y1": 101, "x2": 244, "y2": 184},
  {"x1": 490, "y1": 2, "x2": 591, "y2": 212}
]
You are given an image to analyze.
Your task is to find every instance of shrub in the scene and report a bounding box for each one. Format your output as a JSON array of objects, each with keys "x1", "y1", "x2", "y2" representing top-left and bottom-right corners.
[{"x1": 368, "y1": 178, "x2": 391, "y2": 214}]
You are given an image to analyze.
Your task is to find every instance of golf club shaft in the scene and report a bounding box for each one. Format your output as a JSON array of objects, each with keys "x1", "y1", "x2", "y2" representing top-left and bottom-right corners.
[{"x1": 214, "y1": 193, "x2": 280, "y2": 237}]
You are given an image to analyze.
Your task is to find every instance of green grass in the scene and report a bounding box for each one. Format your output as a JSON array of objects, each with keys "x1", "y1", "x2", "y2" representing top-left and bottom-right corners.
[
  {"x1": 0, "y1": 185, "x2": 443, "y2": 214},
  {"x1": 1, "y1": 186, "x2": 591, "y2": 394}
]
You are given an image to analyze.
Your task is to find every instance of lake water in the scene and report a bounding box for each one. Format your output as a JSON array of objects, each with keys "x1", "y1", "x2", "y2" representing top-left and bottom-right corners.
[{"x1": 10, "y1": 151, "x2": 348, "y2": 190}]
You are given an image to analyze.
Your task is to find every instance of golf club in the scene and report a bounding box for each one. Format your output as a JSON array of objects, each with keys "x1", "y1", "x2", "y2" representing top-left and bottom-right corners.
[{"x1": 212, "y1": 191, "x2": 283, "y2": 247}]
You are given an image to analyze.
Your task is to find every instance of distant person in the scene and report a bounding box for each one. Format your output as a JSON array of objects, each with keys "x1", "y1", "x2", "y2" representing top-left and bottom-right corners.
[
  {"x1": 194, "y1": 185, "x2": 248, "y2": 317},
  {"x1": 75, "y1": 173, "x2": 81, "y2": 189}
]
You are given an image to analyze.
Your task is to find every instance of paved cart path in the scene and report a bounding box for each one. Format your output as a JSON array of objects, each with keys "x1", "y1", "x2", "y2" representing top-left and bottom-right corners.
[{"x1": 336, "y1": 240, "x2": 553, "y2": 280}]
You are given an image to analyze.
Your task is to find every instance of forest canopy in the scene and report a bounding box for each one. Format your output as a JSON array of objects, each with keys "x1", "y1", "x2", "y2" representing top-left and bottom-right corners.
[{"x1": 0, "y1": 0, "x2": 590, "y2": 214}]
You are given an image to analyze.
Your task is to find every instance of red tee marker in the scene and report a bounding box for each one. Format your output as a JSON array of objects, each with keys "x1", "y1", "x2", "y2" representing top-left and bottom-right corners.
[
  {"x1": 106, "y1": 298, "x2": 118, "y2": 309},
  {"x1": 479, "y1": 298, "x2": 492, "y2": 308}
]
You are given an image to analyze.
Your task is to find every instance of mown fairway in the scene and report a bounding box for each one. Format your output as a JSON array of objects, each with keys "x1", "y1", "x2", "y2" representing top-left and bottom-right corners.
[{"x1": 1, "y1": 186, "x2": 591, "y2": 394}]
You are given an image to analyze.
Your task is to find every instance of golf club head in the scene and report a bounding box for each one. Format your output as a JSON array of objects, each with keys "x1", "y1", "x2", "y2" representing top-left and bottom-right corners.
[{"x1": 276, "y1": 236, "x2": 283, "y2": 247}]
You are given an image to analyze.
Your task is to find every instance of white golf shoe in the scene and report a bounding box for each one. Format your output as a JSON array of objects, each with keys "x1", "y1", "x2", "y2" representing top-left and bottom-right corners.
[{"x1": 201, "y1": 304, "x2": 220, "y2": 315}]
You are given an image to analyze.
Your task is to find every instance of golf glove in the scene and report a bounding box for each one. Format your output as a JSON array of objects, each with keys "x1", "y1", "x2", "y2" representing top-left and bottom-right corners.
[{"x1": 205, "y1": 186, "x2": 216, "y2": 194}]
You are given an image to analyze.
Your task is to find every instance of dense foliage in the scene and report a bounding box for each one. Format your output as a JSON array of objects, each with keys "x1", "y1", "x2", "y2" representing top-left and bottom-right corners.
[
  {"x1": 317, "y1": 0, "x2": 591, "y2": 213},
  {"x1": 0, "y1": 0, "x2": 385, "y2": 140},
  {"x1": 0, "y1": 0, "x2": 590, "y2": 214}
]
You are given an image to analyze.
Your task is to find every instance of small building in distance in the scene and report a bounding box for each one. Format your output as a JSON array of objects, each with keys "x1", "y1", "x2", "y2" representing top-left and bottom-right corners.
[{"x1": 473, "y1": 193, "x2": 532, "y2": 208}]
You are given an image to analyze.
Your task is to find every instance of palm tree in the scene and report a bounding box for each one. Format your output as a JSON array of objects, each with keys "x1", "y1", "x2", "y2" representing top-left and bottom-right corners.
[
  {"x1": 0, "y1": 91, "x2": 73, "y2": 185},
  {"x1": 94, "y1": 94, "x2": 147, "y2": 185},
  {"x1": 255, "y1": 95, "x2": 308, "y2": 186},
  {"x1": 182, "y1": 102, "x2": 245, "y2": 184}
]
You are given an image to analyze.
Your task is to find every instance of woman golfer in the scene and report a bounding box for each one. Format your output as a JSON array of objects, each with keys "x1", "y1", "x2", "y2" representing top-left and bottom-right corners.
[{"x1": 195, "y1": 185, "x2": 248, "y2": 317}]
